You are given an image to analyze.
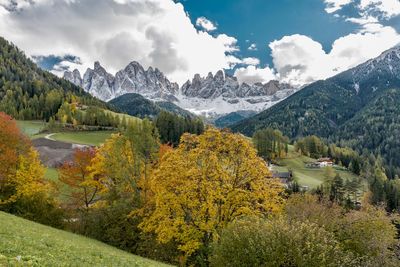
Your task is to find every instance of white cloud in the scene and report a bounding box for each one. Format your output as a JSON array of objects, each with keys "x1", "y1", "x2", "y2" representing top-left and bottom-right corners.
[
  {"x1": 359, "y1": 0, "x2": 400, "y2": 19},
  {"x1": 269, "y1": 34, "x2": 332, "y2": 86},
  {"x1": 324, "y1": 0, "x2": 353, "y2": 13},
  {"x1": 0, "y1": 0, "x2": 240, "y2": 85},
  {"x1": 195, "y1": 16, "x2": 217, "y2": 32},
  {"x1": 234, "y1": 65, "x2": 276, "y2": 85},
  {"x1": 248, "y1": 43, "x2": 257, "y2": 51},
  {"x1": 241, "y1": 57, "x2": 260, "y2": 66},
  {"x1": 345, "y1": 15, "x2": 378, "y2": 25},
  {"x1": 324, "y1": 0, "x2": 400, "y2": 19}
]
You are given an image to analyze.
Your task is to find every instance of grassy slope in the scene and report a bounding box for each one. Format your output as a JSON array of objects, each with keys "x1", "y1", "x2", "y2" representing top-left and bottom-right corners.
[
  {"x1": 0, "y1": 212, "x2": 170, "y2": 267},
  {"x1": 273, "y1": 146, "x2": 363, "y2": 189}
]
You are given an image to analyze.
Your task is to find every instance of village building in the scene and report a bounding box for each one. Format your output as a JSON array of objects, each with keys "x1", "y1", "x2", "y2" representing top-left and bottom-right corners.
[{"x1": 306, "y1": 157, "x2": 334, "y2": 168}]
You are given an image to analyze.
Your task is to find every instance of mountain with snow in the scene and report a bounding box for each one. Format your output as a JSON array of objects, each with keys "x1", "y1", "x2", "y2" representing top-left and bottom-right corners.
[
  {"x1": 232, "y1": 44, "x2": 400, "y2": 136},
  {"x1": 64, "y1": 61, "x2": 297, "y2": 116}
]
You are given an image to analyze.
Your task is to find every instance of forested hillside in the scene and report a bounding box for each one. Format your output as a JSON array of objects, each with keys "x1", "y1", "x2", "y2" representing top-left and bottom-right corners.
[
  {"x1": 0, "y1": 37, "x2": 108, "y2": 120},
  {"x1": 109, "y1": 93, "x2": 194, "y2": 118},
  {"x1": 232, "y1": 46, "x2": 400, "y2": 178},
  {"x1": 332, "y1": 89, "x2": 400, "y2": 178}
]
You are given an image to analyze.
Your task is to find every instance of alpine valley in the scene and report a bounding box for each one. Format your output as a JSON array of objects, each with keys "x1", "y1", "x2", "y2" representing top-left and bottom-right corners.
[
  {"x1": 63, "y1": 61, "x2": 297, "y2": 117},
  {"x1": 232, "y1": 45, "x2": 400, "y2": 178}
]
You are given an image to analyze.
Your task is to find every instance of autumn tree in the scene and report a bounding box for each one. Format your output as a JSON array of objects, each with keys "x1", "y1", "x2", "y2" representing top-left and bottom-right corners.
[
  {"x1": 0, "y1": 112, "x2": 30, "y2": 198},
  {"x1": 0, "y1": 112, "x2": 62, "y2": 226},
  {"x1": 83, "y1": 125, "x2": 161, "y2": 256},
  {"x1": 140, "y1": 128, "x2": 285, "y2": 260},
  {"x1": 59, "y1": 147, "x2": 102, "y2": 212}
]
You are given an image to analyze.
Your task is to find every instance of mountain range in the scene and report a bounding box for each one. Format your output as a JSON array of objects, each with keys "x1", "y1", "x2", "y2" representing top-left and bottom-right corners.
[{"x1": 64, "y1": 62, "x2": 297, "y2": 117}]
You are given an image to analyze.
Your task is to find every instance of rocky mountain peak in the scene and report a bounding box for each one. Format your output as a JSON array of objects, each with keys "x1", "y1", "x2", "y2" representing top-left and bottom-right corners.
[{"x1": 94, "y1": 61, "x2": 102, "y2": 70}]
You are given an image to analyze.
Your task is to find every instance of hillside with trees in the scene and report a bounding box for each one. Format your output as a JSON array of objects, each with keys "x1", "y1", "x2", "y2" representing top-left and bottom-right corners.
[
  {"x1": 109, "y1": 93, "x2": 194, "y2": 118},
  {"x1": 231, "y1": 47, "x2": 400, "y2": 179},
  {"x1": 0, "y1": 37, "x2": 109, "y2": 121}
]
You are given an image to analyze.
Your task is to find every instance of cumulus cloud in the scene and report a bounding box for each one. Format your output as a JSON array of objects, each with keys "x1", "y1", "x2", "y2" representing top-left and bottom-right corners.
[
  {"x1": 234, "y1": 65, "x2": 276, "y2": 85},
  {"x1": 269, "y1": 35, "x2": 332, "y2": 86},
  {"x1": 195, "y1": 16, "x2": 217, "y2": 32},
  {"x1": 0, "y1": 0, "x2": 240, "y2": 84}
]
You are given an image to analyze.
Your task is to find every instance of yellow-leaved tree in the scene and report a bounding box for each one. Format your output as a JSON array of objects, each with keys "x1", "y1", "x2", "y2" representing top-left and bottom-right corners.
[
  {"x1": 140, "y1": 128, "x2": 285, "y2": 258},
  {"x1": 3, "y1": 147, "x2": 48, "y2": 205},
  {"x1": 90, "y1": 133, "x2": 141, "y2": 199}
]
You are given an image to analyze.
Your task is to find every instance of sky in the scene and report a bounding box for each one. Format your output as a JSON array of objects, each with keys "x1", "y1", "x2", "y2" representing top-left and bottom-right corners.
[{"x1": 0, "y1": 0, "x2": 399, "y2": 86}]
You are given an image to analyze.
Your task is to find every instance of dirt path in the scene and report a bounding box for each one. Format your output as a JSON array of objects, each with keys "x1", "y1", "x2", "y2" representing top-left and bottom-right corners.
[{"x1": 44, "y1": 133, "x2": 56, "y2": 140}]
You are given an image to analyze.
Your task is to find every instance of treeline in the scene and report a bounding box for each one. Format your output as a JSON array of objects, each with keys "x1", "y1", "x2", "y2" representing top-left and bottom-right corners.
[
  {"x1": 56, "y1": 102, "x2": 122, "y2": 128},
  {"x1": 0, "y1": 37, "x2": 108, "y2": 121},
  {"x1": 155, "y1": 111, "x2": 204, "y2": 146},
  {"x1": 252, "y1": 128, "x2": 289, "y2": 160}
]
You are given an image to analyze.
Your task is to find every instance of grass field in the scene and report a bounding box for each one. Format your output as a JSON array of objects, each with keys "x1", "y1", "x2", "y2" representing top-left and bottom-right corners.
[
  {"x1": 16, "y1": 120, "x2": 46, "y2": 137},
  {"x1": 273, "y1": 146, "x2": 364, "y2": 189},
  {"x1": 50, "y1": 131, "x2": 115, "y2": 146},
  {"x1": 0, "y1": 212, "x2": 170, "y2": 267}
]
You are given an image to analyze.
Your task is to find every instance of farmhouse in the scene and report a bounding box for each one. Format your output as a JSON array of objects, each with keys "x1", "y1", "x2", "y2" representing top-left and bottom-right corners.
[{"x1": 307, "y1": 158, "x2": 334, "y2": 168}]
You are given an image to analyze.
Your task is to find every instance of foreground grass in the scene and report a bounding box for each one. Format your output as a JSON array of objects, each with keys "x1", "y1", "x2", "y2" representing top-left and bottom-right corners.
[
  {"x1": 273, "y1": 146, "x2": 363, "y2": 189},
  {"x1": 50, "y1": 131, "x2": 115, "y2": 146},
  {"x1": 0, "y1": 212, "x2": 171, "y2": 267}
]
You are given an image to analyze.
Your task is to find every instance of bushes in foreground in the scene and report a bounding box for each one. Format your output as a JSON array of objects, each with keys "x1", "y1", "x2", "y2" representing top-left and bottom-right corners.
[{"x1": 211, "y1": 194, "x2": 399, "y2": 267}]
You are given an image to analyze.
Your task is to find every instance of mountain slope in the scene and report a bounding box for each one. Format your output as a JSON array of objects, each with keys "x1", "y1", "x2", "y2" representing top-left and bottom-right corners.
[
  {"x1": 0, "y1": 37, "x2": 108, "y2": 120},
  {"x1": 109, "y1": 93, "x2": 194, "y2": 118},
  {"x1": 232, "y1": 46, "x2": 400, "y2": 137},
  {"x1": 0, "y1": 212, "x2": 170, "y2": 266},
  {"x1": 332, "y1": 89, "x2": 400, "y2": 177},
  {"x1": 214, "y1": 110, "x2": 257, "y2": 128},
  {"x1": 231, "y1": 45, "x2": 400, "y2": 177}
]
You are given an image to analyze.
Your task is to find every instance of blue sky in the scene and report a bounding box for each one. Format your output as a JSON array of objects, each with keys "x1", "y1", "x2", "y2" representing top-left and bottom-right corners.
[
  {"x1": 181, "y1": 0, "x2": 359, "y2": 67},
  {"x1": 1, "y1": 0, "x2": 400, "y2": 86}
]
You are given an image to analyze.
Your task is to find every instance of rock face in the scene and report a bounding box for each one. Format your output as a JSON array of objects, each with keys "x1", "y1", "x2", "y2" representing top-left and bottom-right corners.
[
  {"x1": 63, "y1": 69, "x2": 82, "y2": 88},
  {"x1": 64, "y1": 61, "x2": 179, "y2": 102},
  {"x1": 63, "y1": 61, "x2": 297, "y2": 116}
]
